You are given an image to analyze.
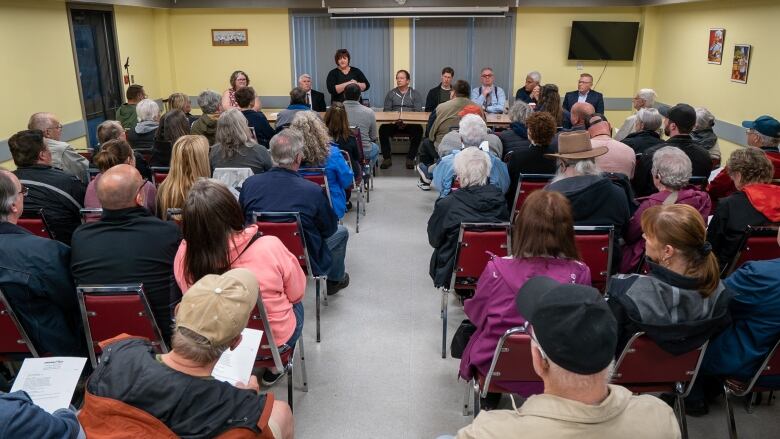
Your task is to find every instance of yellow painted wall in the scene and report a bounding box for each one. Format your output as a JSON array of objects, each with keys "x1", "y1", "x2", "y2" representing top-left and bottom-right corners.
[
  {"x1": 392, "y1": 18, "x2": 411, "y2": 89},
  {"x1": 114, "y1": 6, "x2": 167, "y2": 99}
]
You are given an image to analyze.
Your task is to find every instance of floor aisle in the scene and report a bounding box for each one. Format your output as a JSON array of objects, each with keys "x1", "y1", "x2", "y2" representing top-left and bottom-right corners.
[{"x1": 268, "y1": 161, "x2": 780, "y2": 439}]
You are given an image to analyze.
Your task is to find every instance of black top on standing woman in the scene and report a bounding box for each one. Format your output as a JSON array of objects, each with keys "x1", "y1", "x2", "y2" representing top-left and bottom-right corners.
[{"x1": 326, "y1": 49, "x2": 370, "y2": 104}]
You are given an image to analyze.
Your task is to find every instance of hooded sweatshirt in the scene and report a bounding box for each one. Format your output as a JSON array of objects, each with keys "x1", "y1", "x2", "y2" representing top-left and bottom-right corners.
[
  {"x1": 382, "y1": 87, "x2": 424, "y2": 112},
  {"x1": 191, "y1": 113, "x2": 218, "y2": 145},
  {"x1": 116, "y1": 103, "x2": 138, "y2": 130}
]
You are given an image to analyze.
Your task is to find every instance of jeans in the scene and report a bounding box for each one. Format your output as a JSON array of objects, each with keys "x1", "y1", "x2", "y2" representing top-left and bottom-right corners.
[
  {"x1": 325, "y1": 224, "x2": 349, "y2": 281},
  {"x1": 280, "y1": 302, "x2": 304, "y2": 350},
  {"x1": 378, "y1": 123, "x2": 423, "y2": 159},
  {"x1": 418, "y1": 138, "x2": 440, "y2": 167},
  {"x1": 364, "y1": 142, "x2": 380, "y2": 169}
]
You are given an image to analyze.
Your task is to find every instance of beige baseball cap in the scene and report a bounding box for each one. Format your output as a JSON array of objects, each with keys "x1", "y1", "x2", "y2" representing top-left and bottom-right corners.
[{"x1": 176, "y1": 268, "x2": 258, "y2": 346}]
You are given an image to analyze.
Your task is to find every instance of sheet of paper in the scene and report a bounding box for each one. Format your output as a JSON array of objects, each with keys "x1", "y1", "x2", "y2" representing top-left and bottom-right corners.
[
  {"x1": 212, "y1": 328, "x2": 263, "y2": 386},
  {"x1": 10, "y1": 357, "x2": 87, "y2": 414}
]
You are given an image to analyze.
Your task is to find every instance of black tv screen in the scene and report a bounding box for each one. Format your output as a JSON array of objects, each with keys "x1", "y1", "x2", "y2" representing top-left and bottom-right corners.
[{"x1": 568, "y1": 21, "x2": 640, "y2": 61}]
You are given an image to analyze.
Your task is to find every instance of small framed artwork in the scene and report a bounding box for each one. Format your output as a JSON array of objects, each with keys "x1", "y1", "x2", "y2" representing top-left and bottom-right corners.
[
  {"x1": 707, "y1": 28, "x2": 725, "y2": 64},
  {"x1": 730, "y1": 44, "x2": 751, "y2": 84},
  {"x1": 211, "y1": 29, "x2": 248, "y2": 46}
]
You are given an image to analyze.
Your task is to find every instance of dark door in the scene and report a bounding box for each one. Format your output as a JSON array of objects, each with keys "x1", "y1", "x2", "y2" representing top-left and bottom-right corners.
[{"x1": 70, "y1": 8, "x2": 122, "y2": 148}]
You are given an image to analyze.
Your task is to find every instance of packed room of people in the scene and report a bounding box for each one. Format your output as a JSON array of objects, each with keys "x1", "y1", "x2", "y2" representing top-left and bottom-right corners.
[{"x1": 2, "y1": 0, "x2": 780, "y2": 438}]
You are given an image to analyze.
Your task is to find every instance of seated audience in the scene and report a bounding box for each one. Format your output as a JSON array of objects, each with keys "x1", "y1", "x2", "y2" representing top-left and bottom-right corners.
[
  {"x1": 167, "y1": 91, "x2": 198, "y2": 125},
  {"x1": 116, "y1": 84, "x2": 145, "y2": 129},
  {"x1": 325, "y1": 102, "x2": 362, "y2": 177},
  {"x1": 174, "y1": 179, "x2": 305, "y2": 387},
  {"x1": 210, "y1": 108, "x2": 273, "y2": 175},
  {"x1": 95, "y1": 120, "x2": 151, "y2": 179},
  {"x1": 380, "y1": 69, "x2": 425, "y2": 169},
  {"x1": 155, "y1": 135, "x2": 211, "y2": 219},
  {"x1": 275, "y1": 87, "x2": 311, "y2": 130},
  {"x1": 431, "y1": 115, "x2": 509, "y2": 198},
  {"x1": 563, "y1": 73, "x2": 605, "y2": 115},
  {"x1": 85, "y1": 139, "x2": 157, "y2": 215},
  {"x1": 0, "y1": 390, "x2": 84, "y2": 439},
  {"x1": 505, "y1": 112, "x2": 558, "y2": 208},
  {"x1": 566, "y1": 101, "x2": 595, "y2": 132},
  {"x1": 515, "y1": 70, "x2": 541, "y2": 104},
  {"x1": 126, "y1": 99, "x2": 160, "y2": 151},
  {"x1": 78, "y1": 269, "x2": 293, "y2": 439},
  {"x1": 708, "y1": 147, "x2": 780, "y2": 270},
  {"x1": 425, "y1": 67, "x2": 455, "y2": 113},
  {"x1": 428, "y1": 80, "x2": 473, "y2": 146},
  {"x1": 621, "y1": 107, "x2": 664, "y2": 154},
  {"x1": 499, "y1": 101, "x2": 533, "y2": 159},
  {"x1": 235, "y1": 86, "x2": 274, "y2": 147},
  {"x1": 240, "y1": 129, "x2": 350, "y2": 295},
  {"x1": 151, "y1": 108, "x2": 190, "y2": 167},
  {"x1": 28, "y1": 112, "x2": 89, "y2": 183},
  {"x1": 0, "y1": 170, "x2": 83, "y2": 356},
  {"x1": 343, "y1": 84, "x2": 380, "y2": 169},
  {"x1": 691, "y1": 107, "x2": 721, "y2": 164},
  {"x1": 536, "y1": 84, "x2": 571, "y2": 129},
  {"x1": 459, "y1": 191, "x2": 591, "y2": 407},
  {"x1": 9, "y1": 129, "x2": 85, "y2": 245},
  {"x1": 633, "y1": 103, "x2": 713, "y2": 197},
  {"x1": 708, "y1": 115, "x2": 780, "y2": 203},
  {"x1": 291, "y1": 111, "x2": 354, "y2": 219},
  {"x1": 609, "y1": 204, "x2": 732, "y2": 355},
  {"x1": 427, "y1": 146, "x2": 510, "y2": 288},
  {"x1": 298, "y1": 73, "x2": 326, "y2": 112},
  {"x1": 437, "y1": 105, "x2": 501, "y2": 159},
  {"x1": 586, "y1": 114, "x2": 636, "y2": 178},
  {"x1": 71, "y1": 164, "x2": 180, "y2": 343},
  {"x1": 222, "y1": 69, "x2": 261, "y2": 111},
  {"x1": 452, "y1": 276, "x2": 679, "y2": 439},
  {"x1": 470, "y1": 67, "x2": 506, "y2": 114},
  {"x1": 191, "y1": 90, "x2": 222, "y2": 145},
  {"x1": 615, "y1": 88, "x2": 656, "y2": 141},
  {"x1": 621, "y1": 147, "x2": 711, "y2": 273}
]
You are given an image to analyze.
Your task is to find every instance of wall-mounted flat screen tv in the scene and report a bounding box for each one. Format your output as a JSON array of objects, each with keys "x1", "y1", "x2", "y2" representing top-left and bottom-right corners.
[{"x1": 568, "y1": 21, "x2": 640, "y2": 61}]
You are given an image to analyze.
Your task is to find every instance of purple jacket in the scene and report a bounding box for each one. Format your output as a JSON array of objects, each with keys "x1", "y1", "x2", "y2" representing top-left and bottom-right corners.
[
  {"x1": 620, "y1": 187, "x2": 712, "y2": 273},
  {"x1": 459, "y1": 256, "x2": 591, "y2": 394}
]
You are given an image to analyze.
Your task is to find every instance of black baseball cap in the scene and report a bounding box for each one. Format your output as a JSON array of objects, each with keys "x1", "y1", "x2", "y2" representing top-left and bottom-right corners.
[
  {"x1": 516, "y1": 276, "x2": 617, "y2": 375},
  {"x1": 659, "y1": 103, "x2": 697, "y2": 132}
]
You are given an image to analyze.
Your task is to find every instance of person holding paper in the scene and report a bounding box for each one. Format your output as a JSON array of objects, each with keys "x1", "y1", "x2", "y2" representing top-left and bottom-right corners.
[
  {"x1": 0, "y1": 390, "x2": 85, "y2": 439},
  {"x1": 78, "y1": 268, "x2": 294, "y2": 439}
]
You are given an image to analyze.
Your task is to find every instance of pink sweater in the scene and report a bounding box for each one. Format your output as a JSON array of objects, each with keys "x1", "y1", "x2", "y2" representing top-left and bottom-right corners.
[{"x1": 174, "y1": 224, "x2": 306, "y2": 345}]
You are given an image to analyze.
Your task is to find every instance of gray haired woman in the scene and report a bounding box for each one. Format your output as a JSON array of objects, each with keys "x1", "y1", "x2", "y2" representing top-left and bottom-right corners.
[
  {"x1": 209, "y1": 108, "x2": 272, "y2": 175},
  {"x1": 498, "y1": 101, "x2": 534, "y2": 160},
  {"x1": 692, "y1": 107, "x2": 721, "y2": 164}
]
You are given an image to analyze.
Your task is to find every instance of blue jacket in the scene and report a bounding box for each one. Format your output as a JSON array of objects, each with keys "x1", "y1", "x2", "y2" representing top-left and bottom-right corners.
[
  {"x1": 0, "y1": 391, "x2": 84, "y2": 439},
  {"x1": 302, "y1": 145, "x2": 354, "y2": 219},
  {"x1": 0, "y1": 222, "x2": 83, "y2": 356},
  {"x1": 239, "y1": 167, "x2": 338, "y2": 276},
  {"x1": 432, "y1": 149, "x2": 510, "y2": 199},
  {"x1": 701, "y1": 258, "x2": 780, "y2": 384}
]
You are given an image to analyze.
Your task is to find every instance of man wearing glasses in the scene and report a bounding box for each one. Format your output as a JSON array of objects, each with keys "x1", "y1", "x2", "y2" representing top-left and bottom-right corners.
[
  {"x1": 563, "y1": 73, "x2": 605, "y2": 116},
  {"x1": 28, "y1": 112, "x2": 89, "y2": 183},
  {"x1": 470, "y1": 67, "x2": 506, "y2": 114}
]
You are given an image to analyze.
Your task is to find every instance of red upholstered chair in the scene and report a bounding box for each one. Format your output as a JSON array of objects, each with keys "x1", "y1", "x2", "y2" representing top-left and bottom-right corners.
[
  {"x1": 79, "y1": 151, "x2": 93, "y2": 162},
  {"x1": 77, "y1": 284, "x2": 168, "y2": 368},
  {"x1": 611, "y1": 333, "x2": 709, "y2": 439},
  {"x1": 0, "y1": 287, "x2": 39, "y2": 358},
  {"x1": 441, "y1": 222, "x2": 512, "y2": 358},
  {"x1": 299, "y1": 167, "x2": 333, "y2": 208},
  {"x1": 151, "y1": 166, "x2": 169, "y2": 187},
  {"x1": 351, "y1": 126, "x2": 374, "y2": 198},
  {"x1": 79, "y1": 208, "x2": 103, "y2": 224},
  {"x1": 247, "y1": 297, "x2": 307, "y2": 411},
  {"x1": 17, "y1": 209, "x2": 54, "y2": 239},
  {"x1": 574, "y1": 225, "x2": 614, "y2": 292},
  {"x1": 465, "y1": 324, "x2": 541, "y2": 417},
  {"x1": 252, "y1": 212, "x2": 327, "y2": 343},
  {"x1": 510, "y1": 174, "x2": 554, "y2": 221},
  {"x1": 722, "y1": 224, "x2": 780, "y2": 277},
  {"x1": 723, "y1": 338, "x2": 780, "y2": 439}
]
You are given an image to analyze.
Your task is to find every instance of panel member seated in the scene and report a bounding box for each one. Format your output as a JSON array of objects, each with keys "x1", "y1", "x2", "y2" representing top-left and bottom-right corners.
[
  {"x1": 563, "y1": 73, "x2": 605, "y2": 115},
  {"x1": 298, "y1": 73, "x2": 326, "y2": 112},
  {"x1": 379, "y1": 69, "x2": 424, "y2": 170},
  {"x1": 470, "y1": 67, "x2": 506, "y2": 114},
  {"x1": 515, "y1": 71, "x2": 541, "y2": 104},
  {"x1": 424, "y1": 67, "x2": 455, "y2": 114}
]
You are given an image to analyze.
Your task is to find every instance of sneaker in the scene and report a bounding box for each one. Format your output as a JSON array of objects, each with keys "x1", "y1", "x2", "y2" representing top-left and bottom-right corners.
[
  {"x1": 262, "y1": 369, "x2": 285, "y2": 387},
  {"x1": 405, "y1": 158, "x2": 415, "y2": 169},
  {"x1": 346, "y1": 200, "x2": 353, "y2": 211},
  {"x1": 416, "y1": 163, "x2": 432, "y2": 184},
  {"x1": 326, "y1": 273, "x2": 350, "y2": 295},
  {"x1": 380, "y1": 158, "x2": 392, "y2": 169},
  {"x1": 417, "y1": 181, "x2": 431, "y2": 191}
]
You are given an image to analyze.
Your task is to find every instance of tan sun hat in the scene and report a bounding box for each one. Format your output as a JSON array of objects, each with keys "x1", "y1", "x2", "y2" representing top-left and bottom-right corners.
[
  {"x1": 545, "y1": 130, "x2": 608, "y2": 160},
  {"x1": 176, "y1": 268, "x2": 258, "y2": 346}
]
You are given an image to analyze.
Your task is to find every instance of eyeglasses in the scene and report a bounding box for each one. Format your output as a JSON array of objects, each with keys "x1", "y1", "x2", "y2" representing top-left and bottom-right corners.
[
  {"x1": 49, "y1": 124, "x2": 63, "y2": 130},
  {"x1": 19, "y1": 185, "x2": 29, "y2": 198},
  {"x1": 578, "y1": 80, "x2": 592, "y2": 84},
  {"x1": 481, "y1": 73, "x2": 494, "y2": 78},
  {"x1": 528, "y1": 325, "x2": 548, "y2": 360}
]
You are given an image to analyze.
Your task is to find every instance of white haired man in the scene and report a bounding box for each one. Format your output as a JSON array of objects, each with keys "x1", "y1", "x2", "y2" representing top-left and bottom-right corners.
[
  {"x1": 515, "y1": 71, "x2": 541, "y2": 104},
  {"x1": 615, "y1": 88, "x2": 657, "y2": 141},
  {"x1": 27, "y1": 112, "x2": 89, "y2": 183},
  {"x1": 298, "y1": 73, "x2": 326, "y2": 112},
  {"x1": 622, "y1": 108, "x2": 664, "y2": 154}
]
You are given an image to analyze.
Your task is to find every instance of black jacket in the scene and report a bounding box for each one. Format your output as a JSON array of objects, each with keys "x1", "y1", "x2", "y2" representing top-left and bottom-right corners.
[
  {"x1": 127, "y1": 128, "x2": 156, "y2": 151},
  {"x1": 707, "y1": 190, "x2": 772, "y2": 271},
  {"x1": 515, "y1": 87, "x2": 536, "y2": 104},
  {"x1": 326, "y1": 67, "x2": 370, "y2": 103},
  {"x1": 309, "y1": 89, "x2": 327, "y2": 112},
  {"x1": 333, "y1": 135, "x2": 362, "y2": 177},
  {"x1": 632, "y1": 135, "x2": 713, "y2": 197},
  {"x1": 0, "y1": 222, "x2": 83, "y2": 356},
  {"x1": 498, "y1": 124, "x2": 531, "y2": 160},
  {"x1": 70, "y1": 207, "x2": 181, "y2": 343},
  {"x1": 14, "y1": 165, "x2": 85, "y2": 245},
  {"x1": 622, "y1": 129, "x2": 663, "y2": 155},
  {"x1": 241, "y1": 109, "x2": 275, "y2": 147},
  {"x1": 428, "y1": 185, "x2": 510, "y2": 287},
  {"x1": 505, "y1": 144, "x2": 557, "y2": 209},
  {"x1": 425, "y1": 83, "x2": 451, "y2": 113}
]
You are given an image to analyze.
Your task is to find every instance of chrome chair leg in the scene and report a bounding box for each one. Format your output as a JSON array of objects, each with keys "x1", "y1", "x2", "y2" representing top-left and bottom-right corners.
[
  {"x1": 441, "y1": 288, "x2": 449, "y2": 358},
  {"x1": 472, "y1": 380, "x2": 481, "y2": 419},
  {"x1": 724, "y1": 386, "x2": 739, "y2": 439},
  {"x1": 298, "y1": 338, "x2": 308, "y2": 392},
  {"x1": 462, "y1": 379, "x2": 472, "y2": 416},
  {"x1": 315, "y1": 279, "x2": 321, "y2": 343},
  {"x1": 287, "y1": 362, "x2": 294, "y2": 411}
]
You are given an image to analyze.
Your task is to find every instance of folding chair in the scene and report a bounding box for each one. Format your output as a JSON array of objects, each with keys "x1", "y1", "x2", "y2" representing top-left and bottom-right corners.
[
  {"x1": 351, "y1": 127, "x2": 374, "y2": 199},
  {"x1": 574, "y1": 225, "x2": 615, "y2": 292},
  {"x1": 610, "y1": 332, "x2": 709, "y2": 439},
  {"x1": 166, "y1": 208, "x2": 183, "y2": 227},
  {"x1": 77, "y1": 284, "x2": 169, "y2": 368},
  {"x1": 465, "y1": 324, "x2": 541, "y2": 417},
  {"x1": 151, "y1": 166, "x2": 170, "y2": 187},
  {"x1": 80, "y1": 208, "x2": 103, "y2": 223},
  {"x1": 339, "y1": 149, "x2": 364, "y2": 233},
  {"x1": 722, "y1": 224, "x2": 780, "y2": 277},
  {"x1": 0, "y1": 287, "x2": 39, "y2": 358},
  {"x1": 248, "y1": 297, "x2": 308, "y2": 411},
  {"x1": 17, "y1": 209, "x2": 54, "y2": 239},
  {"x1": 723, "y1": 338, "x2": 780, "y2": 439},
  {"x1": 510, "y1": 174, "x2": 554, "y2": 221},
  {"x1": 252, "y1": 212, "x2": 328, "y2": 342},
  {"x1": 300, "y1": 167, "x2": 333, "y2": 208},
  {"x1": 441, "y1": 222, "x2": 512, "y2": 358}
]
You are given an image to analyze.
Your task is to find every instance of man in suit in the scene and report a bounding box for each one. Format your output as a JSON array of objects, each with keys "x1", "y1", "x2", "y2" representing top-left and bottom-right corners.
[
  {"x1": 563, "y1": 73, "x2": 605, "y2": 115},
  {"x1": 298, "y1": 73, "x2": 326, "y2": 112}
]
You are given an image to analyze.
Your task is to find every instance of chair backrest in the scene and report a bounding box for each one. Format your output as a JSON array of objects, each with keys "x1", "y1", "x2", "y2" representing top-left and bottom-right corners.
[
  {"x1": 574, "y1": 225, "x2": 614, "y2": 292},
  {"x1": 688, "y1": 176, "x2": 709, "y2": 191},
  {"x1": 512, "y1": 174, "x2": 554, "y2": 219},
  {"x1": 77, "y1": 284, "x2": 168, "y2": 367},
  {"x1": 247, "y1": 298, "x2": 285, "y2": 373},
  {"x1": 735, "y1": 338, "x2": 780, "y2": 395},
  {"x1": 251, "y1": 212, "x2": 312, "y2": 276},
  {"x1": 165, "y1": 208, "x2": 183, "y2": 227},
  {"x1": 17, "y1": 209, "x2": 54, "y2": 239},
  {"x1": 213, "y1": 167, "x2": 254, "y2": 190},
  {"x1": 723, "y1": 224, "x2": 780, "y2": 276},
  {"x1": 80, "y1": 208, "x2": 103, "y2": 223},
  {"x1": 151, "y1": 166, "x2": 170, "y2": 187},
  {"x1": 300, "y1": 167, "x2": 332, "y2": 207},
  {"x1": 611, "y1": 332, "x2": 707, "y2": 396},
  {"x1": 350, "y1": 127, "x2": 368, "y2": 164},
  {"x1": 338, "y1": 150, "x2": 359, "y2": 185},
  {"x1": 450, "y1": 223, "x2": 512, "y2": 289},
  {"x1": 482, "y1": 325, "x2": 540, "y2": 395},
  {"x1": 0, "y1": 287, "x2": 39, "y2": 357}
]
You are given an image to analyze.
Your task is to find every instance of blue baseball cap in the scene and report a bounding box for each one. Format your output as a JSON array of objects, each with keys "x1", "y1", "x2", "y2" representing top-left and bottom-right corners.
[{"x1": 742, "y1": 115, "x2": 780, "y2": 138}]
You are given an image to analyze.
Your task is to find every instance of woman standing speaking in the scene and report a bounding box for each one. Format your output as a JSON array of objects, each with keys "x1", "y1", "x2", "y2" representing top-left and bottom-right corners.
[{"x1": 326, "y1": 49, "x2": 370, "y2": 104}]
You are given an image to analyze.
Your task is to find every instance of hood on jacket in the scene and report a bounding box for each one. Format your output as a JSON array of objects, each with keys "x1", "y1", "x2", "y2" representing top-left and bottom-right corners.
[
  {"x1": 692, "y1": 128, "x2": 718, "y2": 150},
  {"x1": 743, "y1": 183, "x2": 780, "y2": 222},
  {"x1": 134, "y1": 120, "x2": 159, "y2": 134},
  {"x1": 193, "y1": 114, "x2": 218, "y2": 132},
  {"x1": 451, "y1": 184, "x2": 508, "y2": 213}
]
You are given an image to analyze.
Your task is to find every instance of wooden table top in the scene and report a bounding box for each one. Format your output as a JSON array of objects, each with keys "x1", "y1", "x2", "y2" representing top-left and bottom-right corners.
[{"x1": 265, "y1": 110, "x2": 510, "y2": 126}]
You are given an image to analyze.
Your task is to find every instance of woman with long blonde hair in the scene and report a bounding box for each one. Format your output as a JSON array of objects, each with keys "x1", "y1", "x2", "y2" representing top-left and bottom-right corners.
[
  {"x1": 167, "y1": 92, "x2": 198, "y2": 125},
  {"x1": 156, "y1": 134, "x2": 211, "y2": 219}
]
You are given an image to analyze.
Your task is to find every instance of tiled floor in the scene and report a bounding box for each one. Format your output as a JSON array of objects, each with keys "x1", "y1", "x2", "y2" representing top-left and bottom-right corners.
[{"x1": 268, "y1": 159, "x2": 780, "y2": 439}]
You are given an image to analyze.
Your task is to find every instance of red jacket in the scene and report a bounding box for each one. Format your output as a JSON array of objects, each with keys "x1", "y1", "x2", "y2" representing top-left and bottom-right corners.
[{"x1": 708, "y1": 150, "x2": 780, "y2": 202}]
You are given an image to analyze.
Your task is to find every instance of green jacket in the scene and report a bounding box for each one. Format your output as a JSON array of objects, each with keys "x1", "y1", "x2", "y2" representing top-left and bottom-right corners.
[
  {"x1": 191, "y1": 114, "x2": 218, "y2": 145},
  {"x1": 116, "y1": 103, "x2": 138, "y2": 130}
]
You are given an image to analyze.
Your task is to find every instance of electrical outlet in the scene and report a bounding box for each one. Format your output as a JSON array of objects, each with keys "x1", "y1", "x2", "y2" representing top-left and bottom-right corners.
[{"x1": 577, "y1": 62, "x2": 584, "y2": 70}]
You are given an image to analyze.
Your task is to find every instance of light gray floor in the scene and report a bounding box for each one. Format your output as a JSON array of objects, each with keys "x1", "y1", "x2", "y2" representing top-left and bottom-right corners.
[{"x1": 266, "y1": 159, "x2": 780, "y2": 439}]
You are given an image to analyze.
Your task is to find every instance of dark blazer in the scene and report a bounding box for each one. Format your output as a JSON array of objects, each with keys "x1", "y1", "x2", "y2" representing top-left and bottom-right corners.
[
  {"x1": 310, "y1": 89, "x2": 327, "y2": 112},
  {"x1": 563, "y1": 90, "x2": 605, "y2": 115}
]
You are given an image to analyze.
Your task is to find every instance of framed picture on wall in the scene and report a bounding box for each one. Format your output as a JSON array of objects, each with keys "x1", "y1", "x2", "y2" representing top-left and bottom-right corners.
[
  {"x1": 730, "y1": 44, "x2": 751, "y2": 84},
  {"x1": 211, "y1": 29, "x2": 248, "y2": 46},
  {"x1": 707, "y1": 28, "x2": 725, "y2": 64}
]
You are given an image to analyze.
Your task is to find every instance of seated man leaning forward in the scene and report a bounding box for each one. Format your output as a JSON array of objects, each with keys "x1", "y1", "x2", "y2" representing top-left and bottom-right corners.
[
  {"x1": 78, "y1": 268, "x2": 293, "y2": 439},
  {"x1": 451, "y1": 276, "x2": 681, "y2": 439}
]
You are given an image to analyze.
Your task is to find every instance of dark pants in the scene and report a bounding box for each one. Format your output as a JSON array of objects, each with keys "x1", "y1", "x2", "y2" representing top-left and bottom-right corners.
[
  {"x1": 378, "y1": 123, "x2": 423, "y2": 160},
  {"x1": 418, "y1": 138, "x2": 439, "y2": 167}
]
